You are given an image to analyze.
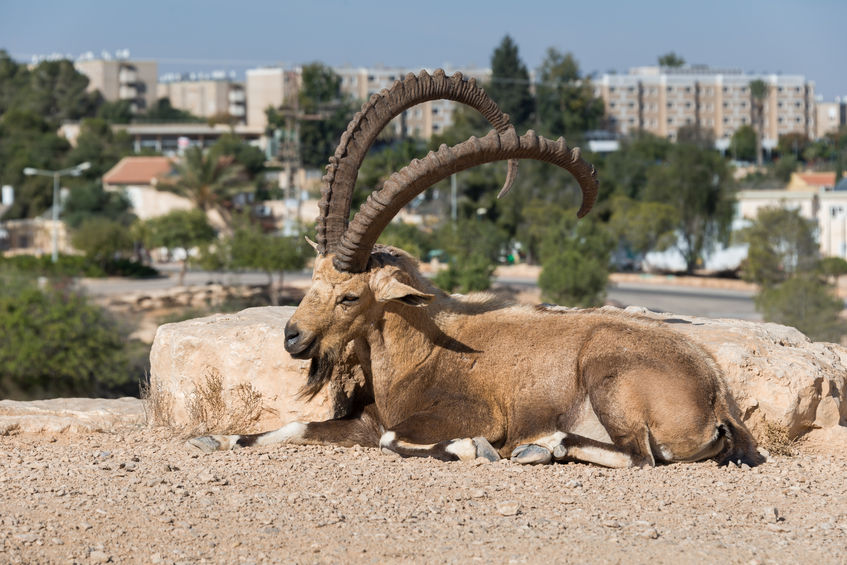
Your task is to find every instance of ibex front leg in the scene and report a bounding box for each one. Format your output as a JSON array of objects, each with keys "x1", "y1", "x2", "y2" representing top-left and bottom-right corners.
[{"x1": 187, "y1": 406, "x2": 382, "y2": 452}]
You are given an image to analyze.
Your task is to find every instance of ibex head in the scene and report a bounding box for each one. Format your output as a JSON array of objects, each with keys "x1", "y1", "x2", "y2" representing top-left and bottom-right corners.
[{"x1": 284, "y1": 70, "x2": 599, "y2": 395}]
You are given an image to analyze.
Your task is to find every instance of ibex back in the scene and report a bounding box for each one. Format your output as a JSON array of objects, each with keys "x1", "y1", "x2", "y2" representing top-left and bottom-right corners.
[{"x1": 189, "y1": 70, "x2": 761, "y2": 468}]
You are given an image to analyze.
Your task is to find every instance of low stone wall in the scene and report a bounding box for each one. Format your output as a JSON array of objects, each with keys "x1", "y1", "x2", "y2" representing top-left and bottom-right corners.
[
  {"x1": 0, "y1": 397, "x2": 145, "y2": 435},
  {"x1": 148, "y1": 305, "x2": 847, "y2": 447}
]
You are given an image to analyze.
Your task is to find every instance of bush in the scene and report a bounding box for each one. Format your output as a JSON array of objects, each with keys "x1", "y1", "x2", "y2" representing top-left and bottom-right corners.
[
  {"x1": 755, "y1": 276, "x2": 847, "y2": 343},
  {"x1": 432, "y1": 251, "x2": 496, "y2": 293},
  {"x1": 0, "y1": 254, "x2": 157, "y2": 279},
  {"x1": 0, "y1": 278, "x2": 144, "y2": 398},
  {"x1": 539, "y1": 249, "x2": 609, "y2": 307}
]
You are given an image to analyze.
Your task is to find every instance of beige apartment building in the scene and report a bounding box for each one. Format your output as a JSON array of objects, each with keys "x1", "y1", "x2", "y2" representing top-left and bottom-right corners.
[
  {"x1": 816, "y1": 99, "x2": 846, "y2": 138},
  {"x1": 595, "y1": 66, "x2": 816, "y2": 146},
  {"x1": 157, "y1": 77, "x2": 246, "y2": 122},
  {"x1": 75, "y1": 58, "x2": 158, "y2": 113},
  {"x1": 334, "y1": 66, "x2": 492, "y2": 139},
  {"x1": 245, "y1": 67, "x2": 301, "y2": 129}
]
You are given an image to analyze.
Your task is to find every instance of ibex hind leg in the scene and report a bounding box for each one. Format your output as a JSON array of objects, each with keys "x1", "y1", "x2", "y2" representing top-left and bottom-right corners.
[{"x1": 518, "y1": 431, "x2": 651, "y2": 468}]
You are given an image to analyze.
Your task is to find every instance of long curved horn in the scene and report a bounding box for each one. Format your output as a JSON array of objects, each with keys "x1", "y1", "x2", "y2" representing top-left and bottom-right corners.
[
  {"x1": 333, "y1": 129, "x2": 599, "y2": 272},
  {"x1": 317, "y1": 69, "x2": 519, "y2": 254}
]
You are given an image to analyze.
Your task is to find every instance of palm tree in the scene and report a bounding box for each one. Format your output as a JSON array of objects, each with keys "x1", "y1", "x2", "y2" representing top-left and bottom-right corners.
[
  {"x1": 162, "y1": 146, "x2": 248, "y2": 233},
  {"x1": 749, "y1": 79, "x2": 769, "y2": 167}
]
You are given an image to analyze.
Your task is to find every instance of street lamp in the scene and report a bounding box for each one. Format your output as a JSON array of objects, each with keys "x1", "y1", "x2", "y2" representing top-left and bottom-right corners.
[{"x1": 22, "y1": 161, "x2": 90, "y2": 262}]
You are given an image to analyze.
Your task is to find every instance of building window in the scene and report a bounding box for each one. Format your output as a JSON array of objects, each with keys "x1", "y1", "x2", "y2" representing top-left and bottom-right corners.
[{"x1": 609, "y1": 87, "x2": 616, "y2": 93}]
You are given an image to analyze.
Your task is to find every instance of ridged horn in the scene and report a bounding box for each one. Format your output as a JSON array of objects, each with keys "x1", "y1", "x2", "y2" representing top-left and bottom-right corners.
[
  {"x1": 333, "y1": 129, "x2": 599, "y2": 272},
  {"x1": 317, "y1": 69, "x2": 519, "y2": 254}
]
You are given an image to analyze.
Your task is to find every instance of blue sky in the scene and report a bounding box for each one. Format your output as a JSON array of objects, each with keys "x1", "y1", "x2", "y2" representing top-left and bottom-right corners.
[{"x1": 2, "y1": 0, "x2": 846, "y2": 99}]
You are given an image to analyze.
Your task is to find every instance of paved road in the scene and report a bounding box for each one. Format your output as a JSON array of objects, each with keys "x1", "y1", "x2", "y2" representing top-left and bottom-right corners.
[{"x1": 79, "y1": 267, "x2": 760, "y2": 321}]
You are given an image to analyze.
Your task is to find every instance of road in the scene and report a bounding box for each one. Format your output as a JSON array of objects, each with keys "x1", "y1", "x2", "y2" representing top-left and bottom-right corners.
[{"x1": 79, "y1": 267, "x2": 760, "y2": 321}]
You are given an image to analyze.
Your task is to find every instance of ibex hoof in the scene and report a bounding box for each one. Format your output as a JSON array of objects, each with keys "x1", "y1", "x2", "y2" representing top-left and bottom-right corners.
[
  {"x1": 511, "y1": 444, "x2": 552, "y2": 465},
  {"x1": 472, "y1": 437, "x2": 500, "y2": 462},
  {"x1": 186, "y1": 435, "x2": 238, "y2": 452}
]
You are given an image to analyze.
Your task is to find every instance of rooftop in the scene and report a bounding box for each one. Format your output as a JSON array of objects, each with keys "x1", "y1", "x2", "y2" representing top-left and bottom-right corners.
[{"x1": 103, "y1": 156, "x2": 173, "y2": 185}]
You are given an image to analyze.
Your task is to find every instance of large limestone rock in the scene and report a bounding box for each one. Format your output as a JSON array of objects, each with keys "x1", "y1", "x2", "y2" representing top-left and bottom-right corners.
[
  {"x1": 149, "y1": 307, "x2": 364, "y2": 434},
  {"x1": 149, "y1": 305, "x2": 847, "y2": 446}
]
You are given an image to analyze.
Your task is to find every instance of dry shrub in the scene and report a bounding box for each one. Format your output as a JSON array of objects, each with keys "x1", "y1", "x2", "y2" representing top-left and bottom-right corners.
[
  {"x1": 140, "y1": 374, "x2": 174, "y2": 428},
  {"x1": 760, "y1": 420, "x2": 797, "y2": 457},
  {"x1": 185, "y1": 367, "x2": 276, "y2": 436}
]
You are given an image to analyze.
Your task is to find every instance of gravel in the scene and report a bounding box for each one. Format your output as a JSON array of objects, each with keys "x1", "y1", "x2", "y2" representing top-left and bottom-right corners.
[{"x1": 1, "y1": 428, "x2": 846, "y2": 564}]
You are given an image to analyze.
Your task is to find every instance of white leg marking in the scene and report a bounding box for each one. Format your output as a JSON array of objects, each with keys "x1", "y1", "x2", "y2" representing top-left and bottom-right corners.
[
  {"x1": 255, "y1": 422, "x2": 307, "y2": 446},
  {"x1": 568, "y1": 445, "x2": 634, "y2": 468},
  {"x1": 445, "y1": 438, "x2": 477, "y2": 461},
  {"x1": 186, "y1": 434, "x2": 239, "y2": 452},
  {"x1": 379, "y1": 431, "x2": 397, "y2": 449},
  {"x1": 532, "y1": 431, "x2": 568, "y2": 451}
]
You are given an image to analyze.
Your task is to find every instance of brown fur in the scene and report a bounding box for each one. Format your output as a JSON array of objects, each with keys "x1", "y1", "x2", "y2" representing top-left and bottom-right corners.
[{"x1": 276, "y1": 247, "x2": 762, "y2": 467}]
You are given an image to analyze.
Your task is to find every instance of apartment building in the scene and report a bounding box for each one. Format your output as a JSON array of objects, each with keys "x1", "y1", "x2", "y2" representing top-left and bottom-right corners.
[
  {"x1": 157, "y1": 73, "x2": 246, "y2": 122},
  {"x1": 245, "y1": 67, "x2": 301, "y2": 129},
  {"x1": 816, "y1": 99, "x2": 846, "y2": 138},
  {"x1": 595, "y1": 66, "x2": 816, "y2": 146},
  {"x1": 334, "y1": 66, "x2": 492, "y2": 139},
  {"x1": 75, "y1": 57, "x2": 158, "y2": 113}
]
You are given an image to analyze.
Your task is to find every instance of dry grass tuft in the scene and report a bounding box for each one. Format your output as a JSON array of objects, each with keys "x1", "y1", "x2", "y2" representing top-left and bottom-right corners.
[
  {"x1": 760, "y1": 420, "x2": 797, "y2": 457},
  {"x1": 140, "y1": 374, "x2": 174, "y2": 428},
  {"x1": 184, "y1": 367, "x2": 276, "y2": 436}
]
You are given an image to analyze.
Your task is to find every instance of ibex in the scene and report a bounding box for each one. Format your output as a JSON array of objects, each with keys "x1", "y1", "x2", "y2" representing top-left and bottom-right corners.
[{"x1": 190, "y1": 70, "x2": 761, "y2": 467}]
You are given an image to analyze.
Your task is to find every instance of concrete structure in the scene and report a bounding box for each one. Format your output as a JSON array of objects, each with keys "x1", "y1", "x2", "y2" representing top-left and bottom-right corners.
[
  {"x1": 102, "y1": 156, "x2": 193, "y2": 220},
  {"x1": 112, "y1": 123, "x2": 263, "y2": 154},
  {"x1": 816, "y1": 99, "x2": 846, "y2": 138},
  {"x1": 158, "y1": 75, "x2": 246, "y2": 122},
  {"x1": 0, "y1": 218, "x2": 70, "y2": 256},
  {"x1": 245, "y1": 67, "x2": 301, "y2": 128},
  {"x1": 75, "y1": 58, "x2": 158, "y2": 113},
  {"x1": 737, "y1": 185, "x2": 847, "y2": 259},
  {"x1": 595, "y1": 66, "x2": 815, "y2": 147}
]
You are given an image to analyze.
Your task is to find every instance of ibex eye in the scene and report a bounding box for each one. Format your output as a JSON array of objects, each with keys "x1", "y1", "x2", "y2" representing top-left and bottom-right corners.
[{"x1": 340, "y1": 294, "x2": 359, "y2": 305}]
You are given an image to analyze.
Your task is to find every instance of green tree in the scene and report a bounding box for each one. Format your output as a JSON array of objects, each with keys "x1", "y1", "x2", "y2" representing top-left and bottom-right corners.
[
  {"x1": 142, "y1": 98, "x2": 202, "y2": 122},
  {"x1": 142, "y1": 209, "x2": 216, "y2": 285},
  {"x1": 537, "y1": 211, "x2": 614, "y2": 307},
  {"x1": 96, "y1": 99, "x2": 134, "y2": 124},
  {"x1": 756, "y1": 276, "x2": 846, "y2": 342},
  {"x1": 295, "y1": 63, "x2": 356, "y2": 168},
  {"x1": 643, "y1": 141, "x2": 735, "y2": 273},
  {"x1": 431, "y1": 218, "x2": 507, "y2": 292},
  {"x1": 65, "y1": 117, "x2": 133, "y2": 178},
  {"x1": 63, "y1": 182, "x2": 136, "y2": 229},
  {"x1": 487, "y1": 35, "x2": 534, "y2": 128},
  {"x1": 71, "y1": 218, "x2": 135, "y2": 267},
  {"x1": 0, "y1": 277, "x2": 137, "y2": 399},
  {"x1": 160, "y1": 146, "x2": 248, "y2": 232},
  {"x1": 209, "y1": 132, "x2": 266, "y2": 178},
  {"x1": 227, "y1": 221, "x2": 307, "y2": 305},
  {"x1": 730, "y1": 125, "x2": 757, "y2": 162},
  {"x1": 608, "y1": 195, "x2": 678, "y2": 256},
  {"x1": 749, "y1": 79, "x2": 769, "y2": 166},
  {"x1": 17, "y1": 58, "x2": 99, "y2": 126},
  {"x1": 738, "y1": 207, "x2": 819, "y2": 287},
  {"x1": 535, "y1": 48, "x2": 604, "y2": 137},
  {"x1": 599, "y1": 130, "x2": 672, "y2": 199},
  {"x1": 658, "y1": 52, "x2": 686, "y2": 68}
]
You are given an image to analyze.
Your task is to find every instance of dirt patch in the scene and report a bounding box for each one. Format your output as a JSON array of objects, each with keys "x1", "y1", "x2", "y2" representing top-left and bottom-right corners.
[{"x1": 1, "y1": 428, "x2": 845, "y2": 564}]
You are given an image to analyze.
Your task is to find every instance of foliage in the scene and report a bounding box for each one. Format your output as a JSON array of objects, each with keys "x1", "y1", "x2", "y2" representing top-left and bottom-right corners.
[
  {"x1": 65, "y1": 117, "x2": 133, "y2": 179},
  {"x1": 71, "y1": 217, "x2": 135, "y2": 265},
  {"x1": 0, "y1": 253, "x2": 156, "y2": 279},
  {"x1": 818, "y1": 256, "x2": 847, "y2": 281},
  {"x1": 597, "y1": 131, "x2": 671, "y2": 199},
  {"x1": 774, "y1": 154, "x2": 800, "y2": 182},
  {"x1": 608, "y1": 195, "x2": 678, "y2": 255},
  {"x1": 730, "y1": 125, "x2": 757, "y2": 162},
  {"x1": 755, "y1": 276, "x2": 846, "y2": 343},
  {"x1": 141, "y1": 97, "x2": 203, "y2": 123},
  {"x1": 0, "y1": 276, "x2": 139, "y2": 399},
  {"x1": 377, "y1": 221, "x2": 433, "y2": 260},
  {"x1": 62, "y1": 182, "x2": 136, "y2": 229},
  {"x1": 642, "y1": 141, "x2": 735, "y2": 272},
  {"x1": 293, "y1": 62, "x2": 356, "y2": 168},
  {"x1": 224, "y1": 220, "x2": 308, "y2": 305},
  {"x1": 487, "y1": 35, "x2": 534, "y2": 128},
  {"x1": 142, "y1": 209, "x2": 216, "y2": 285},
  {"x1": 430, "y1": 218, "x2": 507, "y2": 292},
  {"x1": 537, "y1": 212, "x2": 614, "y2": 307},
  {"x1": 749, "y1": 79, "x2": 769, "y2": 166},
  {"x1": 432, "y1": 251, "x2": 496, "y2": 293},
  {"x1": 535, "y1": 48, "x2": 604, "y2": 138},
  {"x1": 160, "y1": 146, "x2": 248, "y2": 231},
  {"x1": 658, "y1": 52, "x2": 685, "y2": 67},
  {"x1": 209, "y1": 132, "x2": 266, "y2": 178},
  {"x1": 738, "y1": 207, "x2": 819, "y2": 287},
  {"x1": 96, "y1": 99, "x2": 133, "y2": 124}
]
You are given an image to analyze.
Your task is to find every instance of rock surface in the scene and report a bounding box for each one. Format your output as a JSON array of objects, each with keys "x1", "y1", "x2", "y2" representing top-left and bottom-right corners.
[
  {"x1": 149, "y1": 305, "x2": 847, "y2": 445},
  {"x1": 0, "y1": 397, "x2": 145, "y2": 435}
]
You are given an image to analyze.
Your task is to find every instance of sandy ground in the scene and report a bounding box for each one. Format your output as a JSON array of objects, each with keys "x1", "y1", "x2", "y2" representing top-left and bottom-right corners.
[{"x1": 1, "y1": 428, "x2": 846, "y2": 565}]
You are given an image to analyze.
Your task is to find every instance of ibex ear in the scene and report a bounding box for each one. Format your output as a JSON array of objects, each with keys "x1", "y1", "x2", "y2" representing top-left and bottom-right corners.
[{"x1": 372, "y1": 271, "x2": 434, "y2": 307}]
